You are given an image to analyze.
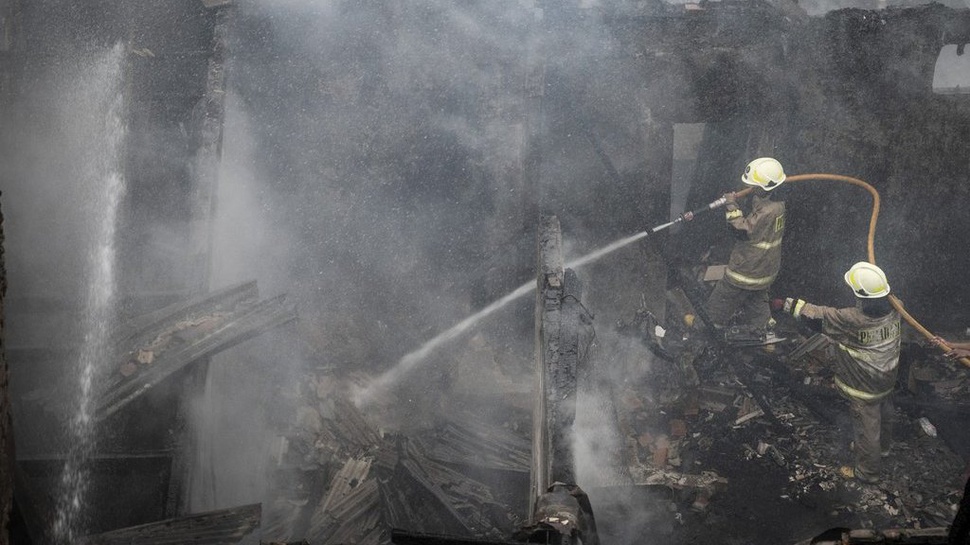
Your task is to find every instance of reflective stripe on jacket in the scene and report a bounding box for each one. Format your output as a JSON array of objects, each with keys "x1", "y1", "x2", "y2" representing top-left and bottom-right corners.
[{"x1": 724, "y1": 194, "x2": 785, "y2": 291}]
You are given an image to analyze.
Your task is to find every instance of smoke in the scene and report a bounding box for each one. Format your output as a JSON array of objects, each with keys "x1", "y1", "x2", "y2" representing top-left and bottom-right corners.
[
  {"x1": 200, "y1": 2, "x2": 682, "y2": 531},
  {"x1": 223, "y1": 1, "x2": 545, "y2": 364},
  {"x1": 570, "y1": 324, "x2": 677, "y2": 545},
  {"x1": 184, "y1": 92, "x2": 292, "y2": 513},
  {"x1": 572, "y1": 326, "x2": 656, "y2": 485},
  {"x1": 186, "y1": 0, "x2": 551, "y2": 512},
  {"x1": 4, "y1": 0, "x2": 969, "y2": 540},
  {"x1": 1, "y1": 57, "x2": 122, "y2": 306}
]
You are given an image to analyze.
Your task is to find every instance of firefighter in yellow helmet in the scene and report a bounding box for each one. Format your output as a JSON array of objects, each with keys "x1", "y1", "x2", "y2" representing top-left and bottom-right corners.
[
  {"x1": 772, "y1": 262, "x2": 901, "y2": 484},
  {"x1": 706, "y1": 157, "x2": 787, "y2": 336}
]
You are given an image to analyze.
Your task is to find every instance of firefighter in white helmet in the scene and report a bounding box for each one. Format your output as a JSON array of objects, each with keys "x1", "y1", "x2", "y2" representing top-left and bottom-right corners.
[
  {"x1": 706, "y1": 157, "x2": 787, "y2": 336},
  {"x1": 771, "y1": 262, "x2": 901, "y2": 484}
]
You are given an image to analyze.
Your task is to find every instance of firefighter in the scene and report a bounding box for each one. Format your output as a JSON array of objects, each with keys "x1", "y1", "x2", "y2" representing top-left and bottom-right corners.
[
  {"x1": 706, "y1": 157, "x2": 787, "y2": 336},
  {"x1": 772, "y1": 262, "x2": 901, "y2": 484}
]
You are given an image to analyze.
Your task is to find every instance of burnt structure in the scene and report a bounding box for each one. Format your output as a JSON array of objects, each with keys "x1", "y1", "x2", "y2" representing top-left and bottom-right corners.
[
  {"x1": 527, "y1": 215, "x2": 597, "y2": 545},
  {"x1": 0, "y1": 0, "x2": 969, "y2": 543}
]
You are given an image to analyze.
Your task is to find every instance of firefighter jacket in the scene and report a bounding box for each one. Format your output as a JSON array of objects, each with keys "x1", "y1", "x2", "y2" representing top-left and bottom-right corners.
[
  {"x1": 789, "y1": 299, "x2": 901, "y2": 401},
  {"x1": 723, "y1": 194, "x2": 785, "y2": 291}
]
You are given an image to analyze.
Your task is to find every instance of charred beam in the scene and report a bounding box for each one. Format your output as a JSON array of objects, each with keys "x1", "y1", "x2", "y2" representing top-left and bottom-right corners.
[
  {"x1": 532, "y1": 214, "x2": 564, "y2": 515},
  {"x1": 116, "y1": 281, "x2": 258, "y2": 347},
  {"x1": 189, "y1": 2, "x2": 232, "y2": 291},
  {"x1": 530, "y1": 215, "x2": 596, "y2": 531},
  {"x1": 92, "y1": 286, "x2": 297, "y2": 422}
]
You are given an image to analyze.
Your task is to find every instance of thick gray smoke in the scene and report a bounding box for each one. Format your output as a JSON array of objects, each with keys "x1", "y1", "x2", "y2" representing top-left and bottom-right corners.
[
  {"x1": 222, "y1": 0, "x2": 545, "y2": 365},
  {"x1": 6, "y1": 0, "x2": 966, "y2": 540},
  {"x1": 189, "y1": 0, "x2": 554, "y2": 514}
]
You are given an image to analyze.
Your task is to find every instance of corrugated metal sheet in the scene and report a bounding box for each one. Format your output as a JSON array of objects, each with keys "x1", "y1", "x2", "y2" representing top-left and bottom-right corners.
[
  {"x1": 307, "y1": 457, "x2": 383, "y2": 543},
  {"x1": 93, "y1": 283, "x2": 297, "y2": 421}
]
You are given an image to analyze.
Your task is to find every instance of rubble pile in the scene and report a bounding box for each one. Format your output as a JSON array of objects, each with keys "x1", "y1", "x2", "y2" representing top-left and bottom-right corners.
[
  {"x1": 907, "y1": 345, "x2": 970, "y2": 403},
  {"x1": 261, "y1": 370, "x2": 529, "y2": 544},
  {"x1": 256, "y1": 325, "x2": 970, "y2": 544},
  {"x1": 611, "y1": 327, "x2": 968, "y2": 535}
]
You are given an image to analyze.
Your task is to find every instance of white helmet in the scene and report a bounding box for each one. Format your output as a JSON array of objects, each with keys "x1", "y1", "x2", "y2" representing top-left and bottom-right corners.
[
  {"x1": 741, "y1": 157, "x2": 786, "y2": 191},
  {"x1": 844, "y1": 262, "x2": 890, "y2": 298}
]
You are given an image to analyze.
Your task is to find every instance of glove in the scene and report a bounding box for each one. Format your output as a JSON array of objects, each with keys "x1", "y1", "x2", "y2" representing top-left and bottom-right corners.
[
  {"x1": 772, "y1": 298, "x2": 798, "y2": 314},
  {"x1": 724, "y1": 192, "x2": 737, "y2": 204}
]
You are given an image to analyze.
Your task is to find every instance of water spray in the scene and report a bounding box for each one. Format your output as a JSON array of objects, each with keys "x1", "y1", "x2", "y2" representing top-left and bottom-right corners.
[
  {"x1": 53, "y1": 43, "x2": 128, "y2": 543},
  {"x1": 354, "y1": 194, "x2": 739, "y2": 407}
]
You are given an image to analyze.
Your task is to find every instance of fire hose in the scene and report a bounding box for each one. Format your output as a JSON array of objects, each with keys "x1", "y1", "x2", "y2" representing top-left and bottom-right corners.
[{"x1": 665, "y1": 173, "x2": 970, "y2": 368}]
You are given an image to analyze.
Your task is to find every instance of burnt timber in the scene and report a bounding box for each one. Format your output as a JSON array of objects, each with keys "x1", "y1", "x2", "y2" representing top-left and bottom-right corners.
[
  {"x1": 531, "y1": 213, "x2": 567, "y2": 508},
  {"x1": 93, "y1": 281, "x2": 297, "y2": 422}
]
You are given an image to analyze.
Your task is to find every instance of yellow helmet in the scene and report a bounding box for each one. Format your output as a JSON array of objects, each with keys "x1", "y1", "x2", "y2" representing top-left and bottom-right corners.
[
  {"x1": 844, "y1": 262, "x2": 890, "y2": 298},
  {"x1": 741, "y1": 157, "x2": 786, "y2": 191}
]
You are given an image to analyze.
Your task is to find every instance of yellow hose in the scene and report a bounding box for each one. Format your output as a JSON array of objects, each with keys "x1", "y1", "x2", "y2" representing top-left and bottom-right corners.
[{"x1": 736, "y1": 173, "x2": 970, "y2": 369}]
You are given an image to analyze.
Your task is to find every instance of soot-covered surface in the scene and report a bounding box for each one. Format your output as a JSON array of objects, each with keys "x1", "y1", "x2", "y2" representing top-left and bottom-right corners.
[{"x1": 582, "y1": 319, "x2": 968, "y2": 545}]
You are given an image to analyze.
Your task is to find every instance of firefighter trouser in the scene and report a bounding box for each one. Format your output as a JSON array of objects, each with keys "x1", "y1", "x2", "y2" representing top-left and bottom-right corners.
[
  {"x1": 706, "y1": 280, "x2": 770, "y2": 330},
  {"x1": 848, "y1": 395, "x2": 893, "y2": 481}
]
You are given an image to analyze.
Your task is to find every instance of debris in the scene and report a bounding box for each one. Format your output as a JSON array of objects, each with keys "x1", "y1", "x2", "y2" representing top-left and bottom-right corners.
[
  {"x1": 136, "y1": 349, "x2": 154, "y2": 365},
  {"x1": 630, "y1": 466, "x2": 728, "y2": 491},
  {"x1": 703, "y1": 265, "x2": 726, "y2": 282},
  {"x1": 412, "y1": 412, "x2": 531, "y2": 473},
  {"x1": 918, "y1": 417, "x2": 938, "y2": 437},
  {"x1": 767, "y1": 445, "x2": 786, "y2": 467},
  {"x1": 734, "y1": 409, "x2": 764, "y2": 426},
  {"x1": 698, "y1": 384, "x2": 737, "y2": 412},
  {"x1": 931, "y1": 378, "x2": 963, "y2": 395},
  {"x1": 690, "y1": 490, "x2": 711, "y2": 513}
]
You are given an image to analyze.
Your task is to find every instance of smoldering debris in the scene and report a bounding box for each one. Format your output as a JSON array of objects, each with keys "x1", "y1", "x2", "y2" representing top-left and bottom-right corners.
[
  {"x1": 603, "y1": 312, "x2": 969, "y2": 539},
  {"x1": 262, "y1": 368, "x2": 530, "y2": 544},
  {"x1": 264, "y1": 297, "x2": 970, "y2": 545}
]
